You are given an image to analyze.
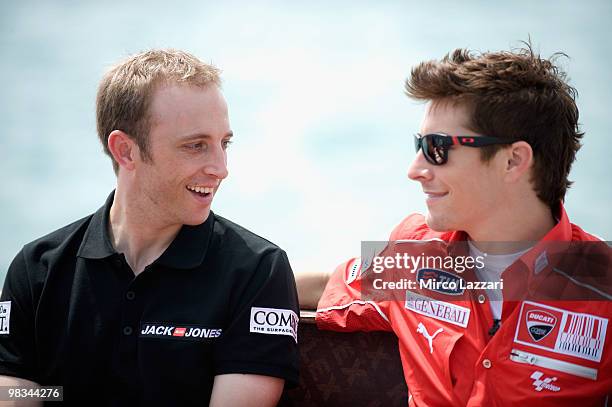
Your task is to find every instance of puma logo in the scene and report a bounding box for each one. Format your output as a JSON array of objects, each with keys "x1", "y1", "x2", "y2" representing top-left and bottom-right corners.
[{"x1": 416, "y1": 322, "x2": 443, "y2": 353}]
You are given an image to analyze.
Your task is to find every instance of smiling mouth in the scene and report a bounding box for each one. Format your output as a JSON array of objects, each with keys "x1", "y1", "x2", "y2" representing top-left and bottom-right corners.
[
  {"x1": 186, "y1": 185, "x2": 214, "y2": 198},
  {"x1": 424, "y1": 192, "x2": 448, "y2": 199}
]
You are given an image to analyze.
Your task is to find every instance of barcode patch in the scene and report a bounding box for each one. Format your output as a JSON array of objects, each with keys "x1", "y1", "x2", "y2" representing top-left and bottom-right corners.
[{"x1": 556, "y1": 313, "x2": 607, "y2": 362}]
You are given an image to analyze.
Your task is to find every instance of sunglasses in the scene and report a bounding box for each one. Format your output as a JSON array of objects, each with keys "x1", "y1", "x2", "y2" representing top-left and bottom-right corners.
[{"x1": 414, "y1": 133, "x2": 515, "y2": 165}]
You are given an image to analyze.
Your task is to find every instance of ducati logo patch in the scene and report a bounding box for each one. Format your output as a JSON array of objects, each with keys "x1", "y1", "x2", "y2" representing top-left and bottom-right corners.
[
  {"x1": 526, "y1": 310, "x2": 557, "y2": 342},
  {"x1": 514, "y1": 301, "x2": 608, "y2": 362}
]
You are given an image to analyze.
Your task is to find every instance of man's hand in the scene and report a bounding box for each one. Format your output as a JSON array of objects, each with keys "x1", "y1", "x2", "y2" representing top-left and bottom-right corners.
[
  {"x1": 295, "y1": 272, "x2": 332, "y2": 310},
  {"x1": 209, "y1": 374, "x2": 284, "y2": 407}
]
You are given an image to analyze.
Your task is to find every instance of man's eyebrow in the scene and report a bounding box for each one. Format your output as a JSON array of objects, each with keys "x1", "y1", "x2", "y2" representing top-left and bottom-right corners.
[{"x1": 178, "y1": 131, "x2": 234, "y2": 141}]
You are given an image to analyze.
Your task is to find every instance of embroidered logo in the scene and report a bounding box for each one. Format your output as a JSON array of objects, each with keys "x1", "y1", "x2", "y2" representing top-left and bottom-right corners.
[
  {"x1": 526, "y1": 310, "x2": 557, "y2": 341},
  {"x1": 250, "y1": 307, "x2": 298, "y2": 343},
  {"x1": 0, "y1": 301, "x2": 10, "y2": 335},
  {"x1": 416, "y1": 322, "x2": 443, "y2": 353},
  {"x1": 514, "y1": 301, "x2": 608, "y2": 362},
  {"x1": 530, "y1": 371, "x2": 560, "y2": 392},
  {"x1": 405, "y1": 291, "x2": 470, "y2": 328},
  {"x1": 140, "y1": 323, "x2": 222, "y2": 340}
]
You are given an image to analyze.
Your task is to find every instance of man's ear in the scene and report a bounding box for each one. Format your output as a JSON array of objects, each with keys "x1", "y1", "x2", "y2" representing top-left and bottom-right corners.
[
  {"x1": 107, "y1": 130, "x2": 138, "y2": 171},
  {"x1": 504, "y1": 141, "x2": 533, "y2": 182}
]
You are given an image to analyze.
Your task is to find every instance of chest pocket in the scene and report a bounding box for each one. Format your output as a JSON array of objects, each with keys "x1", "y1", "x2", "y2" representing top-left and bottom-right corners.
[{"x1": 398, "y1": 318, "x2": 466, "y2": 406}]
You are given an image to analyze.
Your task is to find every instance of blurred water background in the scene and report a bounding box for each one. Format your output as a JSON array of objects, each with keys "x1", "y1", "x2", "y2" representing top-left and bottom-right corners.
[{"x1": 1, "y1": 0, "x2": 610, "y2": 282}]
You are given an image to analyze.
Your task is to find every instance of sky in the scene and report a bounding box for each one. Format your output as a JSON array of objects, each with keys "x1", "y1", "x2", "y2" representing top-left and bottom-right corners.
[{"x1": 1, "y1": 0, "x2": 610, "y2": 280}]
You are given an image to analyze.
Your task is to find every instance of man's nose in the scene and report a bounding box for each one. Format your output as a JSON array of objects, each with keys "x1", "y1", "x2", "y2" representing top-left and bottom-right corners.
[
  {"x1": 204, "y1": 146, "x2": 229, "y2": 180},
  {"x1": 407, "y1": 151, "x2": 433, "y2": 183}
]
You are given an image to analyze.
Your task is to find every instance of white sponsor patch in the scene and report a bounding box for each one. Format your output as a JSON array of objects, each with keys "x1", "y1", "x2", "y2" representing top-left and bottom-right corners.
[
  {"x1": 0, "y1": 301, "x2": 10, "y2": 335},
  {"x1": 530, "y1": 371, "x2": 561, "y2": 392},
  {"x1": 250, "y1": 307, "x2": 298, "y2": 343},
  {"x1": 405, "y1": 291, "x2": 470, "y2": 328},
  {"x1": 514, "y1": 301, "x2": 608, "y2": 362}
]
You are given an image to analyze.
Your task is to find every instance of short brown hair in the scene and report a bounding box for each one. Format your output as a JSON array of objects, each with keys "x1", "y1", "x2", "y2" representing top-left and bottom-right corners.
[
  {"x1": 405, "y1": 44, "x2": 583, "y2": 208},
  {"x1": 96, "y1": 49, "x2": 221, "y2": 173}
]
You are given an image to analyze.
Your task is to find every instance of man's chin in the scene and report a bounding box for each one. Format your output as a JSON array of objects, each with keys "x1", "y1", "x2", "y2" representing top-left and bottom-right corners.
[
  {"x1": 425, "y1": 212, "x2": 453, "y2": 232},
  {"x1": 183, "y1": 210, "x2": 211, "y2": 226}
]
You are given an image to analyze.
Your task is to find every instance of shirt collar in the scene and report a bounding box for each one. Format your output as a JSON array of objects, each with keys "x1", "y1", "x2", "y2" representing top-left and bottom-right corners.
[
  {"x1": 540, "y1": 202, "x2": 572, "y2": 242},
  {"x1": 155, "y1": 215, "x2": 214, "y2": 269},
  {"x1": 446, "y1": 202, "x2": 571, "y2": 243},
  {"x1": 76, "y1": 191, "x2": 117, "y2": 259},
  {"x1": 519, "y1": 202, "x2": 573, "y2": 273},
  {"x1": 77, "y1": 190, "x2": 215, "y2": 269},
  {"x1": 443, "y1": 203, "x2": 572, "y2": 275}
]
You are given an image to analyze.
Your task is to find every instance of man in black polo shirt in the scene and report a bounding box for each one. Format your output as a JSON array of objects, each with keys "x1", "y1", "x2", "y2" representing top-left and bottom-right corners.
[{"x1": 0, "y1": 49, "x2": 299, "y2": 406}]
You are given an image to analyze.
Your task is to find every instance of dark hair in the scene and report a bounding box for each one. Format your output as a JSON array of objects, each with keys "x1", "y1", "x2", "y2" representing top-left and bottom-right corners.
[
  {"x1": 96, "y1": 49, "x2": 221, "y2": 174},
  {"x1": 405, "y1": 43, "x2": 583, "y2": 207}
]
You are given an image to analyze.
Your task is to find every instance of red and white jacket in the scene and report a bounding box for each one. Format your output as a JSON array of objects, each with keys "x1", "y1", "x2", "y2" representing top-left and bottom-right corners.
[{"x1": 316, "y1": 204, "x2": 611, "y2": 406}]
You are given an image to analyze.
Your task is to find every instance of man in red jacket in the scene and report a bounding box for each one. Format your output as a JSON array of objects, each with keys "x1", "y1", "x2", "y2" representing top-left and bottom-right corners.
[{"x1": 300, "y1": 45, "x2": 611, "y2": 406}]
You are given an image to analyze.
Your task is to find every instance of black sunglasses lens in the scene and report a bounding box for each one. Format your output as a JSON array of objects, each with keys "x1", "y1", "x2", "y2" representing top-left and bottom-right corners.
[
  {"x1": 415, "y1": 134, "x2": 448, "y2": 165},
  {"x1": 424, "y1": 135, "x2": 447, "y2": 165}
]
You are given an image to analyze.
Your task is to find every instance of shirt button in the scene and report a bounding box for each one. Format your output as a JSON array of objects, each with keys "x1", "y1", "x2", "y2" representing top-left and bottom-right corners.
[
  {"x1": 482, "y1": 359, "x2": 492, "y2": 369},
  {"x1": 123, "y1": 326, "x2": 133, "y2": 336},
  {"x1": 478, "y1": 294, "x2": 486, "y2": 303},
  {"x1": 126, "y1": 291, "x2": 136, "y2": 300}
]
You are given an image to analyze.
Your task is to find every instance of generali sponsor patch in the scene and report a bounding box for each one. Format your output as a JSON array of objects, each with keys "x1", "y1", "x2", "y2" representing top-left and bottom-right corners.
[
  {"x1": 514, "y1": 301, "x2": 608, "y2": 362},
  {"x1": 405, "y1": 291, "x2": 470, "y2": 327},
  {"x1": 140, "y1": 323, "x2": 222, "y2": 341},
  {"x1": 250, "y1": 307, "x2": 298, "y2": 343}
]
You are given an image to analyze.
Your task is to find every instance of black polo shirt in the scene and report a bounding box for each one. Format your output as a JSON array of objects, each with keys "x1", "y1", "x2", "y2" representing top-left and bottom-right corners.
[{"x1": 0, "y1": 192, "x2": 299, "y2": 405}]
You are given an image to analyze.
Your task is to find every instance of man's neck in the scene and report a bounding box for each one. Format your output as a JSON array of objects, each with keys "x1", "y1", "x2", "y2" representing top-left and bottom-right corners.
[
  {"x1": 467, "y1": 197, "x2": 556, "y2": 254},
  {"x1": 109, "y1": 186, "x2": 181, "y2": 275}
]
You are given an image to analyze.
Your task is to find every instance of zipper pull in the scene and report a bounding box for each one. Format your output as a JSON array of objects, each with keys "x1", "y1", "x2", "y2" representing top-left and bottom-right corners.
[{"x1": 510, "y1": 350, "x2": 536, "y2": 364}]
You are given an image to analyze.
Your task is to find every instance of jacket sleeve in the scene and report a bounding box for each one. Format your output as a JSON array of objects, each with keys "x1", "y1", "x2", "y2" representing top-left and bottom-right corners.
[
  {"x1": 315, "y1": 256, "x2": 393, "y2": 332},
  {"x1": 213, "y1": 249, "x2": 299, "y2": 386},
  {"x1": 0, "y1": 249, "x2": 39, "y2": 383}
]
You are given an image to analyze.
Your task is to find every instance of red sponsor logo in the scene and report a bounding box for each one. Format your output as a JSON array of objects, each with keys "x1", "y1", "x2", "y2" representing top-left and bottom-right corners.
[
  {"x1": 173, "y1": 327, "x2": 186, "y2": 337},
  {"x1": 526, "y1": 310, "x2": 557, "y2": 341},
  {"x1": 515, "y1": 302, "x2": 562, "y2": 348}
]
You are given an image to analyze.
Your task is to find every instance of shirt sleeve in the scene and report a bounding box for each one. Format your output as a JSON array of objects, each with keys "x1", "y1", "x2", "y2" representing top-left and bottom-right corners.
[
  {"x1": 213, "y1": 249, "x2": 299, "y2": 386},
  {"x1": 315, "y1": 257, "x2": 393, "y2": 333},
  {"x1": 0, "y1": 249, "x2": 39, "y2": 383}
]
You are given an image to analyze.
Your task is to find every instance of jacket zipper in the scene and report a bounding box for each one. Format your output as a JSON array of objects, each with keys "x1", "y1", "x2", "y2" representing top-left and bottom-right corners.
[{"x1": 510, "y1": 349, "x2": 597, "y2": 380}]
